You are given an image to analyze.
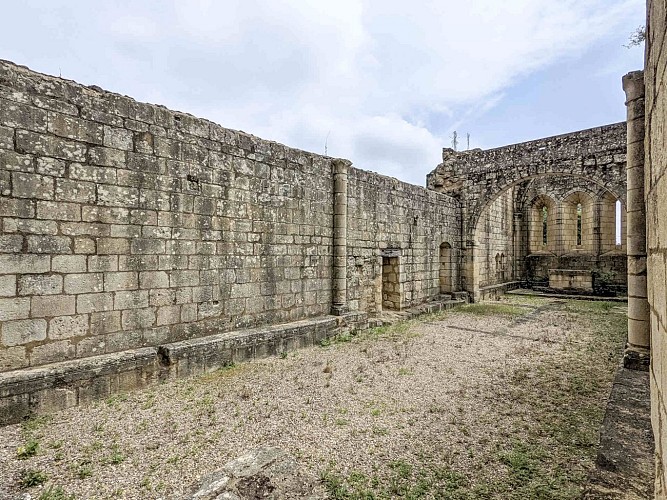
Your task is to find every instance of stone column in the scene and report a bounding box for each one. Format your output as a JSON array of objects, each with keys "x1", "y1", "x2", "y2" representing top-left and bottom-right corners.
[
  {"x1": 512, "y1": 212, "x2": 524, "y2": 281},
  {"x1": 593, "y1": 197, "x2": 602, "y2": 257},
  {"x1": 331, "y1": 158, "x2": 350, "y2": 315},
  {"x1": 622, "y1": 70, "x2": 650, "y2": 370},
  {"x1": 555, "y1": 201, "x2": 565, "y2": 256}
]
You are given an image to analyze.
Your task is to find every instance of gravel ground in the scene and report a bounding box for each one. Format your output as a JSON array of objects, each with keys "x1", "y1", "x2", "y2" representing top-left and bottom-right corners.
[{"x1": 0, "y1": 297, "x2": 627, "y2": 499}]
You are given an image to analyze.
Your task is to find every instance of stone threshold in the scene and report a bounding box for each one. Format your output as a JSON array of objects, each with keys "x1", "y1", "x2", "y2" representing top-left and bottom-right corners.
[
  {"x1": 477, "y1": 281, "x2": 524, "y2": 301},
  {"x1": 378, "y1": 295, "x2": 468, "y2": 324},
  {"x1": 0, "y1": 313, "x2": 368, "y2": 426}
]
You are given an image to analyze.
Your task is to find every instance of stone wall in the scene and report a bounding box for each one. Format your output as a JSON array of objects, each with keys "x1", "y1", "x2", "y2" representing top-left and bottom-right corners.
[
  {"x1": 427, "y1": 123, "x2": 627, "y2": 236},
  {"x1": 0, "y1": 60, "x2": 460, "y2": 374},
  {"x1": 644, "y1": 0, "x2": 667, "y2": 495},
  {"x1": 427, "y1": 123, "x2": 628, "y2": 298},
  {"x1": 474, "y1": 189, "x2": 515, "y2": 288},
  {"x1": 347, "y1": 168, "x2": 461, "y2": 313}
]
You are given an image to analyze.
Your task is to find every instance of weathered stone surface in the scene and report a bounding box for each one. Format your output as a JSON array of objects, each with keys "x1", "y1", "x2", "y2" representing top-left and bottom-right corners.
[
  {"x1": 188, "y1": 447, "x2": 326, "y2": 500},
  {"x1": 583, "y1": 367, "x2": 654, "y2": 498},
  {"x1": 18, "y1": 274, "x2": 63, "y2": 295},
  {"x1": 52, "y1": 255, "x2": 87, "y2": 273},
  {"x1": 1, "y1": 319, "x2": 47, "y2": 346},
  {"x1": 0, "y1": 297, "x2": 30, "y2": 321},
  {"x1": 31, "y1": 295, "x2": 76, "y2": 317},
  {"x1": 644, "y1": 3, "x2": 667, "y2": 494},
  {"x1": 49, "y1": 314, "x2": 89, "y2": 339}
]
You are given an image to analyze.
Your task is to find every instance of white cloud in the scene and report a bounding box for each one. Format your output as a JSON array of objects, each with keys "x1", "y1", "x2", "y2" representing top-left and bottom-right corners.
[{"x1": 0, "y1": 0, "x2": 644, "y2": 185}]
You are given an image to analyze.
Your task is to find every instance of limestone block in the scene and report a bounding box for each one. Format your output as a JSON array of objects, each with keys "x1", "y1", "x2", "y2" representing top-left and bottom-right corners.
[
  {"x1": 76, "y1": 292, "x2": 114, "y2": 314},
  {"x1": 104, "y1": 271, "x2": 138, "y2": 292},
  {"x1": 47, "y1": 112, "x2": 103, "y2": 144},
  {"x1": 18, "y1": 274, "x2": 62, "y2": 295},
  {"x1": 88, "y1": 255, "x2": 118, "y2": 272},
  {"x1": 121, "y1": 255, "x2": 159, "y2": 271},
  {"x1": 1, "y1": 318, "x2": 47, "y2": 346},
  {"x1": 0, "y1": 98, "x2": 47, "y2": 132},
  {"x1": 35, "y1": 157, "x2": 66, "y2": 177},
  {"x1": 0, "y1": 235, "x2": 23, "y2": 253},
  {"x1": 55, "y1": 178, "x2": 96, "y2": 203},
  {"x1": 103, "y1": 126, "x2": 133, "y2": 150},
  {"x1": 130, "y1": 237, "x2": 165, "y2": 254},
  {"x1": 96, "y1": 238, "x2": 130, "y2": 255},
  {"x1": 52, "y1": 255, "x2": 87, "y2": 273},
  {"x1": 31, "y1": 295, "x2": 76, "y2": 317},
  {"x1": 70, "y1": 163, "x2": 117, "y2": 183},
  {"x1": 105, "y1": 330, "x2": 143, "y2": 353},
  {"x1": 88, "y1": 310, "x2": 121, "y2": 336},
  {"x1": 49, "y1": 314, "x2": 89, "y2": 339},
  {"x1": 12, "y1": 171, "x2": 53, "y2": 200},
  {"x1": 149, "y1": 288, "x2": 176, "y2": 306},
  {"x1": 82, "y1": 206, "x2": 130, "y2": 224},
  {"x1": 36, "y1": 200, "x2": 81, "y2": 221},
  {"x1": 181, "y1": 303, "x2": 198, "y2": 322},
  {"x1": 31, "y1": 386, "x2": 77, "y2": 413},
  {"x1": 121, "y1": 307, "x2": 156, "y2": 330},
  {"x1": 0, "y1": 345, "x2": 28, "y2": 371},
  {"x1": 27, "y1": 235, "x2": 72, "y2": 254},
  {"x1": 113, "y1": 290, "x2": 149, "y2": 310},
  {"x1": 0, "y1": 125, "x2": 14, "y2": 150},
  {"x1": 64, "y1": 273, "x2": 104, "y2": 294},
  {"x1": 74, "y1": 237, "x2": 96, "y2": 254},
  {"x1": 140, "y1": 271, "x2": 169, "y2": 289},
  {"x1": 81, "y1": 107, "x2": 124, "y2": 127},
  {"x1": 31, "y1": 340, "x2": 76, "y2": 365},
  {"x1": 98, "y1": 184, "x2": 139, "y2": 207},
  {"x1": 157, "y1": 305, "x2": 180, "y2": 326},
  {"x1": 87, "y1": 146, "x2": 126, "y2": 168},
  {"x1": 16, "y1": 130, "x2": 87, "y2": 161},
  {"x1": 170, "y1": 270, "x2": 199, "y2": 287},
  {"x1": 0, "y1": 275, "x2": 16, "y2": 297},
  {"x1": 0, "y1": 254, "x2": 51, "y2": 274}
]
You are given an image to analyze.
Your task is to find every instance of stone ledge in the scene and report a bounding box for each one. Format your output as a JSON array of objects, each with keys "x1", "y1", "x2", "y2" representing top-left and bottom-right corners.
[
  {"x1": 477, "y1": 281, "x2": 524, "y2": 301},
  {"x1": 583, "y1": 366, "x2": 654, "y2": 498},
  {"x1": 0, "y1": 313, "x2": 368, "y2": 426}
]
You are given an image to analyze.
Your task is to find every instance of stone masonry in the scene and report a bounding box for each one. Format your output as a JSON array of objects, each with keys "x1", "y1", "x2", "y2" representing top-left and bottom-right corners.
[
  {"x1": 643, "y1": 0, "x2": 667, "y2": 495},
  {"x1": 0, "y1": 54, "x2": 646, "y2": 436},
  {"x1": 0, "y1": 59, "x2": 460, "y2": 377},
  {"x1": 427, "y1": 124, "x2": 628, "y2": 300}
]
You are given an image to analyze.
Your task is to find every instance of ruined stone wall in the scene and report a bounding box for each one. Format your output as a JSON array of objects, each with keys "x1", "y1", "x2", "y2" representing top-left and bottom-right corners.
[
  {"x1": 644, "y1": 0, "x2": 667, "y2": 494},
  {"x1": 0, "y1": 60, "x2": 461, "y2": 373},
  {"x1": 518, "y1": 176, "x2": 627, "y2": 289},
  {"x1": 427, "y1": 124, "x2": 627, "y2": 237},
  {"x1": 346, "y1": 168, "x2": 460, "y2": 313},
  {"x1": 474, "y1": 189, "x2": 515, "y2": 288},
  {"x1": 427, "y1": 124, "x2": 627, "y2": 298}
]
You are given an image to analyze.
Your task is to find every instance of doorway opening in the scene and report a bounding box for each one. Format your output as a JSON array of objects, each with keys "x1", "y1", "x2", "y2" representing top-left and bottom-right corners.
[
  {"x1": 382, "y1": 256, "x2": 401, "y2": 310},
  {"x1": 439, "y1": 242, "x2": 452, "y2": 293}
]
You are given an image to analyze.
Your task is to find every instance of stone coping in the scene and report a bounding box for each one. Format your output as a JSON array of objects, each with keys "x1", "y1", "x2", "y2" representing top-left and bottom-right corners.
[
  {"x1": 0, "y1": 312, "x2": 368, "y2": 425},
  {"x1": 548, "y1": 269, "x2": 594, "y2": 275}
]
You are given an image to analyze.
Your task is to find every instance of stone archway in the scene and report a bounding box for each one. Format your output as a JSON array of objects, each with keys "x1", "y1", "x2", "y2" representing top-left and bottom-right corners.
[{"x1": 427, "y1": 123, "x2": 627, "y2": 300}]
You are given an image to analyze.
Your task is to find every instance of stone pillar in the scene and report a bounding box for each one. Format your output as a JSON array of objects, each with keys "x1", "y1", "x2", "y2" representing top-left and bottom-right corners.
[
  {"x1": 593, "y1": 197, "x2": 602, "y2": 257},
  {"x1": 512, "y1": 212, "x2": 523, "y2": 281},
  {"x1": 555, "y1": 201, "x2": 565, "y2": 256},
  {"x1": 331, "y1": 158, "x2": 350, "y2": 315},
  {"x1": 623, "y1": 71, "x2": 650, "y2": 370}
]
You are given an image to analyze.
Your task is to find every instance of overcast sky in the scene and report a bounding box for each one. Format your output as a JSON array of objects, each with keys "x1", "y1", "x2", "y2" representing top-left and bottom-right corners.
[{"x1": 0, "y1": 0, "x2": 645, "y2": 185}]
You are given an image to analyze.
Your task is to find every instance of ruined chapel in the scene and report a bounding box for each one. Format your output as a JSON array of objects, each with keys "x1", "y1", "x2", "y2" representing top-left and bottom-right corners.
[{"x1": 2, "y1": 0, "x2": 667, "y2": 496}]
